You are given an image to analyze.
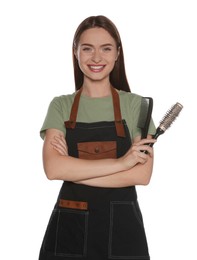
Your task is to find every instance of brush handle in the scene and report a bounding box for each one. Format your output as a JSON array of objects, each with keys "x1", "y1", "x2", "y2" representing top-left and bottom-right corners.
[
  {"x1": 143, "y1": 127, "x2": 164, "y2": 153},
  {"x1": 149, "y1": 127, "x2": 164, "y2": 147}
]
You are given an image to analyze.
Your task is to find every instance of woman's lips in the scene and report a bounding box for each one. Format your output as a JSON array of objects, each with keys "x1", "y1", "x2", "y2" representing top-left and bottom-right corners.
[{"x1": 88, "y1": 65, "x2": 105, "y2": 72}]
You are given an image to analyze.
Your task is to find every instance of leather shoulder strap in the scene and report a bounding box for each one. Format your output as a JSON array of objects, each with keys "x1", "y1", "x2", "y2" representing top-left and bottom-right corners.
[
  {"x1": 65, "y1": 86, "x2": 126, "y2": 137},
  {"x1": 111, "y1": 86, "x2": 126, "y2": 137},
  {"x1": 64, "y1": 87, "x2": 83, "y2": 129}
]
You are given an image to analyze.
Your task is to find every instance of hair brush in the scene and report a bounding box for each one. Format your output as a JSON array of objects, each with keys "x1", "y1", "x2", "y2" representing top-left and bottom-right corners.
[{"x1": 146, "y1": 102, "x2": 183, "y2": 151}]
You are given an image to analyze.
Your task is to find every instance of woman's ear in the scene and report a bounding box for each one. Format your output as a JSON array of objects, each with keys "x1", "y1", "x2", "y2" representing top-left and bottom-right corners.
[{"x1": 73, "y1": 48, "x2": 78, "y2": 60}]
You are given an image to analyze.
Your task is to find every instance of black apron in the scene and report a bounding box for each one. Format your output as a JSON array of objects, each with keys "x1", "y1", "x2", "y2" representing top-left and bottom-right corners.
[{"x1": 39, "y1": 87, "x2": 150, "y2": 260}]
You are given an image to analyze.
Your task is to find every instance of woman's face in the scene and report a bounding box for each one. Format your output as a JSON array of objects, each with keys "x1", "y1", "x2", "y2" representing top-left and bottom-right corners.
[{"x1": 75, "y1": 27, "x2": 119, "y2": 82}]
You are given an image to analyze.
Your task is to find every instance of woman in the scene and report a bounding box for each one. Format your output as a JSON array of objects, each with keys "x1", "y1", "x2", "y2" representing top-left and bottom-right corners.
[{"x1": 39, "y1": 15, "x2": 156, "y2": 260}]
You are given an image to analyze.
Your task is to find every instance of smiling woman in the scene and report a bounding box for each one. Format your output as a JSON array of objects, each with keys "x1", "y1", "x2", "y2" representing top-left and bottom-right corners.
[
  {"x1": 38, "y1": 15, "x2": 156, "y2": 260},
  {"x1": 74, "y1": 27, "x2": 120, "y2": 84},
  {"x1": 72, "y1": 16, "x2": 130, "y2": 93}
]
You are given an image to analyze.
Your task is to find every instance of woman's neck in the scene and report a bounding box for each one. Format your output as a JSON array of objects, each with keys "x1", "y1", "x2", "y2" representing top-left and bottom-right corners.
[{"x1": 82, "y1": 81, "x2": 112, "y2": 98}]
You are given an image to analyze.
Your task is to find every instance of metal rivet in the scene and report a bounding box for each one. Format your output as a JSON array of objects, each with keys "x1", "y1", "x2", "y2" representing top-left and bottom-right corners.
[{"x1": 94, "y1": 147, "x2": 100, "y2": 153}]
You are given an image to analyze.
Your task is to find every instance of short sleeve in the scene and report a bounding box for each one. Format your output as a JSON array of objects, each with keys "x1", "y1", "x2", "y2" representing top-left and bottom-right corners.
[{"x1": 40, "y1": 97, "x2": 66, "y2": 139}]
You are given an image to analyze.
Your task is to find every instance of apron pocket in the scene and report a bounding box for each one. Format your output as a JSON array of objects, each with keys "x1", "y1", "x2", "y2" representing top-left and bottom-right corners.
[
  {"x1": 108, "y1": 201, "x2": 149, "y2": 259},
  {"x1": 77, "y1": 141, "x2": 117, "y2": 159},
  {"x1": 43, "y1": 208, "x2": 89, "y2": 257}
]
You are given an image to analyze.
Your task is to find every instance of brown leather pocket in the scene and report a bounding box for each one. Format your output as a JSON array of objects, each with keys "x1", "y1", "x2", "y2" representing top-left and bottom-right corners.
[
  {"x1": 59, "y1": 199, "x2": 88, "y2": 210},
  {"x1": 77, "y1": 141, "x2": 117, "y2": 159}
]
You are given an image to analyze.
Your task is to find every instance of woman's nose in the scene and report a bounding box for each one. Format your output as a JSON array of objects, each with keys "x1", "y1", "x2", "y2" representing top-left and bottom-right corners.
[{"x1": 91, "y1": 50, "x2": 102, "y2": 63}]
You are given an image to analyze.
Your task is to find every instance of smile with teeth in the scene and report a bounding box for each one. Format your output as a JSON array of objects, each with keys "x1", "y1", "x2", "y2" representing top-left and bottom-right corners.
[{"x1": 88, "y1": 65, "x2": 105, "y2": 72}]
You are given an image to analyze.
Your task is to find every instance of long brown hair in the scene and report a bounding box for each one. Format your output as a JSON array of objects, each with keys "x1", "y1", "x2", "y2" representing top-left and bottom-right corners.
[{"x1": 72, "y1": 15, "x2": 131, "y2": 92}]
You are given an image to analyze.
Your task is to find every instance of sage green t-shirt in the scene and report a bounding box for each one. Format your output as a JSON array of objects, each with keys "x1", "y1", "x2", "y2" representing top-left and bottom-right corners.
[{"x1": 40, "y1": 90, "x2": 156, "y2": 141}]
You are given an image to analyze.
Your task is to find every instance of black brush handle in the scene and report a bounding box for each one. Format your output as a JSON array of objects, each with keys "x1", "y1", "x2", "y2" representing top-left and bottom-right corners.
[{"x1": 143, "y1": 127, "x2": 164, "y2": 153}]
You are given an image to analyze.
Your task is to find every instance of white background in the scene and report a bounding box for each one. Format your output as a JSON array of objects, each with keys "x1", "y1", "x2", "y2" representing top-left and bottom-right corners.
[{"x1": 0, "y1": 0, "x2": 196, "y2": 259}]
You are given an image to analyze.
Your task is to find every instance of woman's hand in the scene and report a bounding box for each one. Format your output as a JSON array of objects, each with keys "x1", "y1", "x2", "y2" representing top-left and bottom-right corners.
[
  {"x1": 119, "y1": 138, "x2": 156, "y2": 170},
  {"x1": 50, "y1": 135, "x2": 68, "y2": 156}
]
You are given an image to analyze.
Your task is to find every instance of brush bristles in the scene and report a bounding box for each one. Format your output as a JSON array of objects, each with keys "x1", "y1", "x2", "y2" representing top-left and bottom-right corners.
[{"x1": 159, "y1": 102, "x2": 183, "y2": 131}]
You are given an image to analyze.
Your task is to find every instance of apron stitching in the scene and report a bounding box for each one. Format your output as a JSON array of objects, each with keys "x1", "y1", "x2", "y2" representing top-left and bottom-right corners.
[
  {"x1": 108, "y1": 201, "x2": 113, "y2": 258},
  {"x1": 108, "y1": 201, "x2": 149, "y2": 259},
  {"x1": 54, "y1": 209, "x2": 60, "y2": 256},
  {"x1": 83, "y1": 212, "x2": 89, "y2": 257}
]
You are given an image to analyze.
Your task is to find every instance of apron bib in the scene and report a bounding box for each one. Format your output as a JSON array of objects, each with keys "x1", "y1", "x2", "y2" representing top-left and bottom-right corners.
[{"x1": 39, "y1": 87, "x2": 150, "y2": 260}]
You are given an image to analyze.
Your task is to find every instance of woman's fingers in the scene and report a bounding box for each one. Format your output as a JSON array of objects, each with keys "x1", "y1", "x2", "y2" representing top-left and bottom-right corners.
[
  {"x1": 133, "y1": 147, "x2": 149, "y2": 162},
  {"x1": 51, "y1": 135, "x2": 68, "y2": 155},
  {"x1": 121, "y1": 138, "x2": 156, "y2": 169},
  {"x1": 52, "y1": 144, "x2": 66, "y2": 155},
  {"x1": 139, "y1": 145, "x2": 154, "y2": 156},
  {"x1": 134, "y1": 138, "x2": 156, "y2": 146},
  {"x1": 133, "y1": 138, "x2": 156, "y2": 156}
]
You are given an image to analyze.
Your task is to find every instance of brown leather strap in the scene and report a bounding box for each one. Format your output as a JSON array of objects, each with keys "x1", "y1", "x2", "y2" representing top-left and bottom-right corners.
[
  {"x1": 64, "y1": 87, "x2": 83, "y2": 129},
  {"x1": 111, "y1": 86, "x2": 126, "y2": 137},
  {"x1": 59, "y1": 199, "x2": 88, "y2": 210},
  {"x1": 65, "y1": 86, "x2": 126, "y2": 137}
]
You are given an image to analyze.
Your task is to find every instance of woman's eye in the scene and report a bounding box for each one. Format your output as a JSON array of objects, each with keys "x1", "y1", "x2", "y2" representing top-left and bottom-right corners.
[
  {"x1": 102, "y1": 47, "x2": 112, "y2": 52},
  {"x1": 82, "y1": 47, "x2": 93, "y2": 52}
]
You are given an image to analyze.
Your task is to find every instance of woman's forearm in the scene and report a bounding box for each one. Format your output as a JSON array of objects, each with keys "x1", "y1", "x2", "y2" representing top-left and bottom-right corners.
[
  {"x1": 43, "y1": 129, "x2": 127, "y2": 181},
  {"x1": 44, "y1": 152, "x2": 124, "y2": 182},
  {"x1": 75, "y1": 156, "x2": 154, "y2": 187},
  {"x1": 43, "y1": 129, "x2": 155, "y2": 182},
  {"x1": 44, "y1": 146, "x2": 153, "y2": 182}
]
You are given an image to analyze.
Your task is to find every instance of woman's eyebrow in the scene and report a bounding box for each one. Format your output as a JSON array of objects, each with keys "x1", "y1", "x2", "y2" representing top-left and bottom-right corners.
[{"x1": 80, "y1": 43, "x2": 114, "y2": 47}]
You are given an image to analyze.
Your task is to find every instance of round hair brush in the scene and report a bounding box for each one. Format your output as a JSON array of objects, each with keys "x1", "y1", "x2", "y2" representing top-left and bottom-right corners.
[{"x1": 149, "y1": 102, "x2": 183, "y2": 149}]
